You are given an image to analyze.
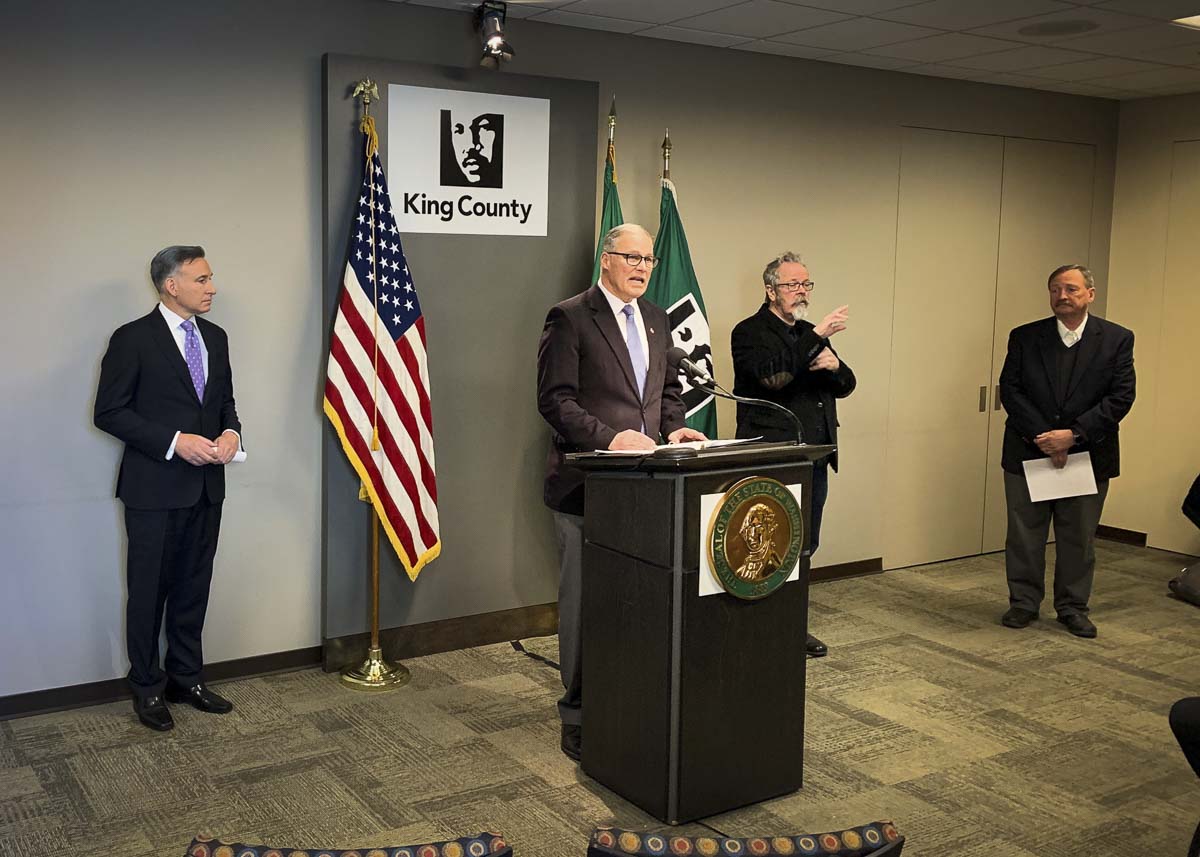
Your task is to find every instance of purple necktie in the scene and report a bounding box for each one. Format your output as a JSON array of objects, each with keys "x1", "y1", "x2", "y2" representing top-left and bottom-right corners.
[{"x1": 181, "y1": 319, "x2": 206, "y2": 401}]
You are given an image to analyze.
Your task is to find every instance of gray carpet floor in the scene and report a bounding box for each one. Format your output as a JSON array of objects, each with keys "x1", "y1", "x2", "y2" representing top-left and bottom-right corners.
[{"x1": 2, "y1": 542, "x2": 1197, "y2": 857}]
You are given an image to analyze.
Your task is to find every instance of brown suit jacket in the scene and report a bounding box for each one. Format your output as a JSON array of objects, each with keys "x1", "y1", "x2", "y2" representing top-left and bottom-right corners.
[{"x1": 537, "y1": 284, "x2": 686, "y2": 514}]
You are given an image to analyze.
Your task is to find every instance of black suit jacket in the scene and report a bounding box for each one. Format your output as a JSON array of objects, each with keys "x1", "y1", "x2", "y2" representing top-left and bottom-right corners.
[
  {"x1": 730, "y1": 304, "x2": 856, "y2": 470},
  {"x1": 998, "y1": 314, "x2": 1134, "y2": 479},
  {"x1": 94, "y1": 307, "x2": 241, "y2": 510},
  {"x1": 537, "y1": 284, "x2": 686, "y2": 514}
]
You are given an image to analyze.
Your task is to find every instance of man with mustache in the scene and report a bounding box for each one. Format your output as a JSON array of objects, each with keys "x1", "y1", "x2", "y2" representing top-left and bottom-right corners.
[
  {"x1": 730, "y1": 252, "x2": 855, "y2": 658},
  {"x1": 94, "y1": 245, "x2": 242, "y2": 730},
  {"x1": 537, "y1": 223, "x2": 706, "y2": 761},
  {"x1": 998, "y1": 264, "x2": 1135, "y2": 638}
]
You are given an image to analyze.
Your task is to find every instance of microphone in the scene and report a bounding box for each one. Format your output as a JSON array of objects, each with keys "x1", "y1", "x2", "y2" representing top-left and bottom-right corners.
[
  {"x1": 667, "y1": 347, "x2": 713, "y2": 384},
  {"x1": 667, "y1": 347, "x2": 804, "y2": 445}
]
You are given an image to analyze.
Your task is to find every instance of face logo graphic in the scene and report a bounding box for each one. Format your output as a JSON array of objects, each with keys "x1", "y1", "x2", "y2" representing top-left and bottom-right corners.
[
  {"x1": 735, "y1": 502, "x2": 783, "y2": 582},
  {"x1": 440, "y1": 109, "x2": 504, "y2": 188}
]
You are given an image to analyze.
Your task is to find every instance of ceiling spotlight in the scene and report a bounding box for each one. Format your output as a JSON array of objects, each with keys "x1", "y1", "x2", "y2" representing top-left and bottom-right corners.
[{"x1": 475, "y1": 1, "x2": 515, "y2": 70}]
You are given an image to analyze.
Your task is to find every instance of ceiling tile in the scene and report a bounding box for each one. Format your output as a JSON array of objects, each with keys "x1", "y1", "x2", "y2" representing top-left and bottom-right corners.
[
  {"x1": 1061, "y1": 21, "x2": 1200, "y2": 57},
  {"x1": 635, "y1": 25, "x2": 753, "y2": 46},
  {"x1": 774, "y1": 17, "x2": 940, "y2": 50},
  {"x1": 774, "y1": 0, "x2": 927, "y2": 12},
  {"x1": 1091, "y1": 0, "x2": 1200, "y2": 21},
  {"x1": 1035, "y1": 79, "x2": 1136, "y2": 97},
  {"x1": 403, "y1": 0, "x2": 478, "y2": 11},
  {"x1": 1137, "y1": 41, "x2": 1200, "y2": 64},
  {"x1": 733, "y1": 39, "x2": 841, "y2": 57},
  {"x1": 524, "y1": 9, "x2": 650, "y2": 32},
  {"x1": 864, "y1": 31, "x2": 1023, "y2": 61},
  {"x1": 673, "y1": 0, "x2": 851, "y2": 38},
  {"x1": 986, "y1": 70, "x2": 1071, "y2": 87},
  {"x1": 557, "y1": 0, "x2": 738, "y2": 24},
  {"x1": 1029, "y1": 55, "x2": 1160, "y2": 78},
  {"x1": 499, "y1": 1, "x2": 576, "y2": 17},
  {"x1": 817, "y1": 51, "x2": 922, "y2": 68},
  {"x1": 1143, "y1": 78, "x2": 1200, "y2": 93},
  {"x1": 968, "y1": 7, "x2": 1153, "y2": 43},
  {"x1": 875, "y1": 0, "x2": 1076, "y2": 31},
  {"x1": 1090, "y1": 63, "x2": 1200, "y2": 86},
  {"x1": 902, "y1": 61, "x2": 1001, "y2": 79},
  {"x1": 944, "y1": 44, "x2": 1099, "y2": 70}
]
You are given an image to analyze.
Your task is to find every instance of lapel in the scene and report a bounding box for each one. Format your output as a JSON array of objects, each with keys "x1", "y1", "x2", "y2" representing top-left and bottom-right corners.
[
  {"x1": 1065, "y1": 316, "x2": 1101, "y2": 402},
  {"x1": 195, "y1": 316, "x2": 220, "y2": 406},
  {"x1": 644, "y1": 305, "x2": 664, "y2": 398},
  {"x1": 146, "y1": 307, "x2": 203, "y2": 406},
  {"x1": 1036, "y1": 319, "x2": 1061, "y2": 403},
  {"x1": 587, "y1": 285, "x2": 641, "y2": 401}
]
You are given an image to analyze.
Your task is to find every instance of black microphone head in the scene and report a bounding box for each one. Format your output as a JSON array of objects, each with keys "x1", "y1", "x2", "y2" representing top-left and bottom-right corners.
[{"x1": 666, "y1": 346, "x2": 688, "y2": 371}]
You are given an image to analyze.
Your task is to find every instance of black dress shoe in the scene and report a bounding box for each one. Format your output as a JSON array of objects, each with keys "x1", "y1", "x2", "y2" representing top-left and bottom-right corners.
[
  {"x1": 165, "y1": 682, "x2": 233, "y2": 714},
  {"x1": 560, "y1": 724, "x2": 581, "y2": 762},
  {"x1": 1002, "y1": 607, "x2": 1038, "y2": 628},
  {"x1": 133, "y1": 695, "x2": 174, "y2": 732},
  {"x1": 1057, "y1": 613, "x2": 1097, "y2": 638},
  {"x1": 805, "y1": 633, "x2": 828, "y2": 657}
]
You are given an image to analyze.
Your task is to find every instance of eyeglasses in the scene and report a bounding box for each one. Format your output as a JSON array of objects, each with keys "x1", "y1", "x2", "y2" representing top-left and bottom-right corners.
[
  {"x1": 606, "y1": 251, "x2": 660, "y2": 269},
  {"x1": 773, "y1": 280, "x2": 815, "y2": 293}
]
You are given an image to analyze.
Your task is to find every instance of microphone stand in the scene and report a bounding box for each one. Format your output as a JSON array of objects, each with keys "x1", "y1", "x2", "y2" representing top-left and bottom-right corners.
[{"x1": 686, "y1": 371, "x2": 804, "y2": 445}]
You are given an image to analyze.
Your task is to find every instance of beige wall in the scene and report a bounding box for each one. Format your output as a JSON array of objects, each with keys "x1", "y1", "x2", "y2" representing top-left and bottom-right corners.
[
  {"x1": 1104, "y1": 93, "x2": 1200, "y2": 557},
  {"x1": 0, "y1": 0, "x2": 1123, "y2": 696}
]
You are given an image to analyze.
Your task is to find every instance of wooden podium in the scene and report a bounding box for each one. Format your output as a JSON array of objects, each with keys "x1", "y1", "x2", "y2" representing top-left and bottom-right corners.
[{"x1": 570, "y1": 442, "x2": 835, "y2": 824}]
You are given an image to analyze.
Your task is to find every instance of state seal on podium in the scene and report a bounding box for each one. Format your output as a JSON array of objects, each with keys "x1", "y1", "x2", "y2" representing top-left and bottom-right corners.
[{"x1": 707, "y1": 476, "x2": 803, "y2": 600}]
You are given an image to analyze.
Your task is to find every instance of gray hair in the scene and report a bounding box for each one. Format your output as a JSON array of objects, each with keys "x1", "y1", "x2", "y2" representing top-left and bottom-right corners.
[
  {"x1": 1047, "y1": 263, "x2": 1094, "y2": 290},
  {"x1": 601, "y1": 223, "x2": 652, "y2": 252},
  {"x1": 763, "y1": 251, "x2": 805, "y2": 288},
  {"x1": 151, "y1": 245, "x2": 206, "y2": 293}
]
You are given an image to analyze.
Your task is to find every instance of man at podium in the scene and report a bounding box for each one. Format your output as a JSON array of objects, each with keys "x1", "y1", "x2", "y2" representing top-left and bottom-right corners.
[{"x1": 536, "y1": 223, "x2": 705, "y2": 761}]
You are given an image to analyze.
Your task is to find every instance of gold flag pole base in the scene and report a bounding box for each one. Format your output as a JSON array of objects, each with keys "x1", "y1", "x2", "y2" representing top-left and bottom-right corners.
[{"x1": 340, "y1": 645, "x2": 410, "y2": 691}]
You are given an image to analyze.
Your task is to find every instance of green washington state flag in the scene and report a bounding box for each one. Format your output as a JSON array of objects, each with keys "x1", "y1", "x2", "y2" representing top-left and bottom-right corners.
[
  {"x1": 591, "y1": 139, "x2": 624, "y2": 285},
  {"x1": 647, "y1": 179, "x2": 718, "y2": 437}
]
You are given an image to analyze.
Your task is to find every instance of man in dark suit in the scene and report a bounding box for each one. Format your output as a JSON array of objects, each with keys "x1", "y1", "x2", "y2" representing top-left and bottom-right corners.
[
  {"x1": 730, "y1": 252, "x2": 856, "y2": 658},
  {"x1": 95, "y1": 245, "x2": 242, "y2": 730},
  {"x1": 537, "y1": 223, "x2": 705, "y2": 761},
  {"x1": 998, "y1": 263, "x2": 1135, "y2": 638}
]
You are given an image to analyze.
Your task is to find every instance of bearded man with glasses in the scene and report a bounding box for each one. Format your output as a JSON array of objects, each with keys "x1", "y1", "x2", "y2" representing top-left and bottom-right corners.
[
  {"x1": 537, "y1": 223, "x2": 706, "y2": 761},
  {"x1": 730, "y1": 251, "x2": 855, "y2": 658}
]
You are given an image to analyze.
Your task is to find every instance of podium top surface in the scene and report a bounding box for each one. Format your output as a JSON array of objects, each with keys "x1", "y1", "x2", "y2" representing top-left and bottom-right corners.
[{"x1": 565, "y1": 441, "x2": 835, "y2": 473}]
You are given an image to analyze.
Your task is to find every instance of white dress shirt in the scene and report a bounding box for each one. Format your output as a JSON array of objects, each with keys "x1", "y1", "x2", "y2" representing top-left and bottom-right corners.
[
  {"x1": 157, "y1": 303, "x2": 238, "y2": 460},
  {"x1": 596, "y1": 281, "x2": 650, "y2": 369},
  {"x1": 1057, "y1": 312, "x2": 1088, "y2": 348}
]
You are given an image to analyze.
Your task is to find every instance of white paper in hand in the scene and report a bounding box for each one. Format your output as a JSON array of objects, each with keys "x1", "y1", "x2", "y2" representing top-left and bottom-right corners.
[{"x1": 1022, "y1": 452, "x2": 1096, "y2": 502}]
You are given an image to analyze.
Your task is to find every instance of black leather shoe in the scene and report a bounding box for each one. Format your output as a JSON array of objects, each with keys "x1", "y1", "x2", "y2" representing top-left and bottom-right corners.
[
  {"x1": 165, "y1": 682, "x2": 233, "y2": 714},
  {"x1": 1057, "y1": 613, "x2": 1097, "y2": 638},
  {"x1": 805, "y1": 634, "x2": 828, "y2": 657},
  {"x1": 560, "y1": 724, "x2": 581, "y2": 762},
  {"x1": 133, "y1": 695, "x2": 174, "y2": 731},
  {"x1": 1002, "y1": 607, "x2": 1038, "y2": 628}
]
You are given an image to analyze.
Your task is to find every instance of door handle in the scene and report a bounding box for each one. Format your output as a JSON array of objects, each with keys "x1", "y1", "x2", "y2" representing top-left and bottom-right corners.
[
  {"x1": 994, "y1": 384, "x2": 1002, "y2": 411},
  {"x1": 978, "y1": 385, "x2": 987, "y2": 413}
]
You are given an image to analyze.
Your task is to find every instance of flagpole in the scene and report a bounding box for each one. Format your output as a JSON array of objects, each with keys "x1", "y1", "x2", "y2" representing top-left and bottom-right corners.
[
  {"x1": 341, "y1": 78, "x2": 410, "y2": 692},
  {"x1": 607, "y1": 95, "x2": 617, "y2": 144},
  {"x1": 661, "y1": 128, "x2": 671, "y2": 181}
]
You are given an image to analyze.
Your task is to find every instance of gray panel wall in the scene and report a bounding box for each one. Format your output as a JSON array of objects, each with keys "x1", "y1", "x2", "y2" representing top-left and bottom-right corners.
[
  {"x1": 0, "y1": 0, "x2": 1120, "y2": 697},
  {"x1": 321, "y1": 57, "x2": 595, "y2": 639}
]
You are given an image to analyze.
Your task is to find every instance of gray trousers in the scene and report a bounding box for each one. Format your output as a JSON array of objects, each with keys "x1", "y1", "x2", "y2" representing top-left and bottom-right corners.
[
  {"x1": 552, "y1": 511, "x2": 584, "y2": 726},
  {"x1": 1003, "y1": 469, "x2": 1109, "y2": 617}
]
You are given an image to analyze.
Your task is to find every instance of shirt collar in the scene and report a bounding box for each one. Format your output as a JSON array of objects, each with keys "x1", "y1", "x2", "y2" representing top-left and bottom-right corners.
[
  {"x1": 158, "y1": 302, "x2": 193, "y2": 330},
  {"x1": 1056, "y1": 312, "x2": 1088, "y2": 345},
  {"x1": 597, "y1": 281, "x2": 637, "y2": 316}
]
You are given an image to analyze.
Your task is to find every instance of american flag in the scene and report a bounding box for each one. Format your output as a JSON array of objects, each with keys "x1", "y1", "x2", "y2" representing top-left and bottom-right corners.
[{"x1": 324, "y1": 144, "x2": 440, "y2": 581}]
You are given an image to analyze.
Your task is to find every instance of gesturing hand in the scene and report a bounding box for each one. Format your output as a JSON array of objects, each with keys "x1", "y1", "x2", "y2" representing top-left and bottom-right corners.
[
  {"x1": 813, "y1": 305, "x2": 849, "y2": 338},
  {"x1": 214, "y1": 431, "x2": 240, "y2": 464},
  {"x1": 808, "y1": 347, "x2": 840, "y2": 372}
]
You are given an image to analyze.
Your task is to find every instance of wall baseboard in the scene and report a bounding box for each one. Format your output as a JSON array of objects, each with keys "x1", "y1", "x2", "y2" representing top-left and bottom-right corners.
[
  {"x1": 1096, "y1": 525, "x2": 1147, "y2": 547},
  {"x1": 323, "y1": 602, "x2": 559, "y2": 672},
  {"x1": 812, "y1": 557, "x2": 884, "y2": 583},
  {"x1": 0, "y1": 646, "x2": 322, "y2": 722}
]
